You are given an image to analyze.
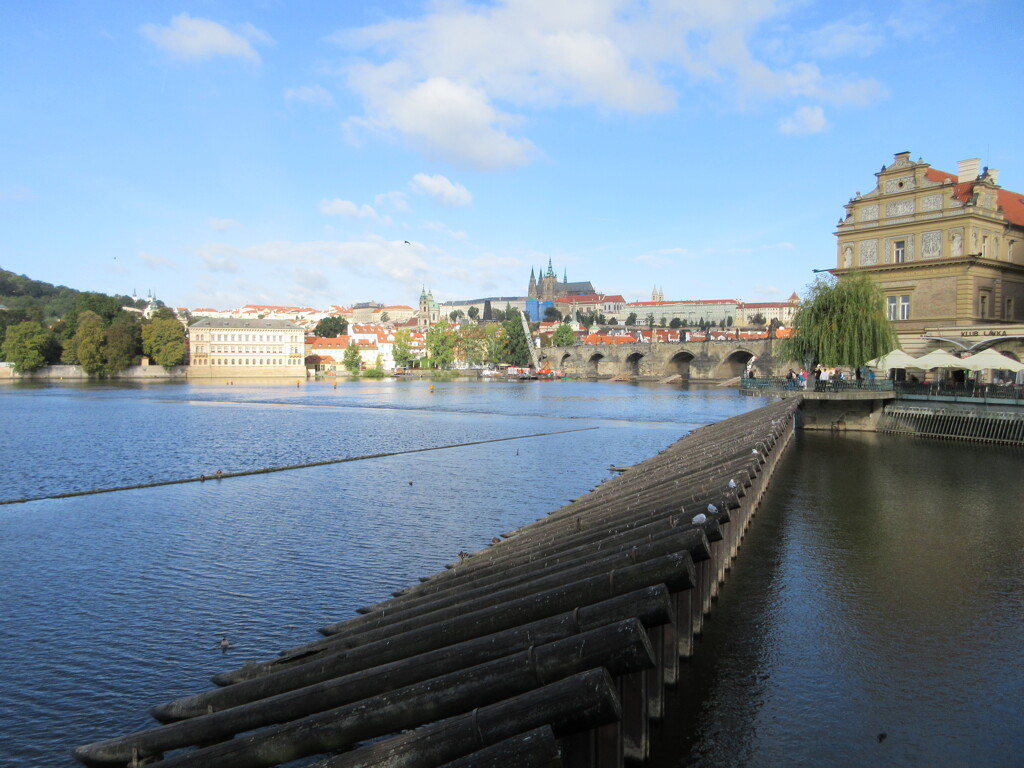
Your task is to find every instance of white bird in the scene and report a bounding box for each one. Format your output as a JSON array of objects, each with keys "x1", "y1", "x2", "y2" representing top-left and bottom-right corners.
[
  {"x1": 752, "y1": 448, "x2": 759, "y2": 455},
  {"x1": 691, "y1": 513, "x2": 707, "y2": 524},
  {"x1": 707, "y1": 503, "x2": 718, "y2": 514},
  {"x1": 728, "y1": 478, "x2": 737, "y2": 489}
]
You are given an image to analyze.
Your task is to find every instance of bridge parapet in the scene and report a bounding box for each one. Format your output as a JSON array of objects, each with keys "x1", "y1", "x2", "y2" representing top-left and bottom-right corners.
[{"x1": 540, "y1": 339, "x2": 789, "y2": 381}]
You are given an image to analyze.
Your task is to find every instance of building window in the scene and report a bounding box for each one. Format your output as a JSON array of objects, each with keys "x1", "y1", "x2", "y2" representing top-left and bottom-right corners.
[
  {"x1": 887, "y1": 295, "x2": 910, "y2": 321},
  {"x1": 893, "y1": 240, "x2": 906, "y2": 263},
  {"x1": 979, "y1": 294, "x2": 989, "y2": 318},
  {"x1": 1007, "y1": 298, "x2": 1014, "y2": 320}
]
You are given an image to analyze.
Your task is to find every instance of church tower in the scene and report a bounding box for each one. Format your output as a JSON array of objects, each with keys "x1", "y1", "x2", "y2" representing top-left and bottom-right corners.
[{"x1": 528, "y1": 267, "x2": 537, "y2": 299}]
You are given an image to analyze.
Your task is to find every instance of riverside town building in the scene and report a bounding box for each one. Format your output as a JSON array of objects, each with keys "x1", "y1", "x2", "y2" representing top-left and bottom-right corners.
[
  {"x1": 187, "y1": 318, "x2": 306, "y2": 378},
  {"x1": 833, "y1": 151, "x2": 1024, "y2": 361}
]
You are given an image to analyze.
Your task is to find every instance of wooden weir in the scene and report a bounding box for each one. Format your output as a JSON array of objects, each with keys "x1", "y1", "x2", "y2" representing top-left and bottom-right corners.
[{"x1": 74, "y1": 397, "x2": 801, "y2": 768}]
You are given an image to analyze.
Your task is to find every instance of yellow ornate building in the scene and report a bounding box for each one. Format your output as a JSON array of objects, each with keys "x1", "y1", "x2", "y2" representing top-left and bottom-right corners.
[
  {"x1": 834, "y1": 151, "x2": 1024, "y2": 357},
  {"x1": 187, "y1": 318, "x2": 306, "y2": 377}
]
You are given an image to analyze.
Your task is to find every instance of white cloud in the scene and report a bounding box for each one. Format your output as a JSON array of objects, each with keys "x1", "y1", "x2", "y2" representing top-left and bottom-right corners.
[
  {"x1": 207, "y1": 217, "x2": 241, "y2": 231},
  {"x1": 200, "y1": 252, "x2": 240, "y2": 273},
  {"x1": 284, "y1": 85, "x2": 335, "y2": 107},
  {"x1": 409, "y1": 173, "x2": 473, "y2": 207},
  {"x1": 779, "y1": 105, "x2": 827, "y2": 135},
  {"x1": 333, "y1": 1, "x2": 884, "y2": 167},
  {"x1": 138, "y1": 251, "x2": 175, "y2": 268},
  {"x1": 425, "y1": 221, "x2": 468, "y2": 240},
  {"x1": 807, "y1": 18, "x2": 884, "y2": 58},
  {"x1": 198, "y1": 237, "x2": 430, "y2": 287},
  {"x1": 375, "y1": 190, "x2": 410, "y2": 213},
  {"x1": 140, "y1": 13, "x2": 271, "y2": 63},
  {"x1": 319, "y1": 199, "x2": 379, "y2": 219}
]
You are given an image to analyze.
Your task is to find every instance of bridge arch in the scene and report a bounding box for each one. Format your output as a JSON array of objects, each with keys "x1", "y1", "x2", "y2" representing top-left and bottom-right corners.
[
  {"x1": 717, "y1": 349, "x2": 757, "y2": 378},
  {"x1": 586, "y1": 352, "x2": 605, "y2": 378},
  {"x1": 665, "y1": 350, "x2": 694, "y2": 380},
  {"x1": 625, "y1": 351, "x2": 644, "y2": 377}
]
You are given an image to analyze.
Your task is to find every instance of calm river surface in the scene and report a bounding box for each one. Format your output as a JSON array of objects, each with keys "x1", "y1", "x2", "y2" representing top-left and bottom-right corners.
[{"x1": 0, "y1": 380, "x2": 1020, "y2": 767}]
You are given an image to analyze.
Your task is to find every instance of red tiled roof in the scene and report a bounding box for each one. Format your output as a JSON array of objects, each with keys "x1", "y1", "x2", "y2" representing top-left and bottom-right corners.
[{"x1": 925, "y1": 167, "x2": 1024, "y2": 227}]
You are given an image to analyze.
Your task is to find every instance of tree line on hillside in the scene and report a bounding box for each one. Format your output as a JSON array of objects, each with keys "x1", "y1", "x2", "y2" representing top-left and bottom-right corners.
[{"x1": 0, "y1": 269, "x2": 186, "y2": 375}]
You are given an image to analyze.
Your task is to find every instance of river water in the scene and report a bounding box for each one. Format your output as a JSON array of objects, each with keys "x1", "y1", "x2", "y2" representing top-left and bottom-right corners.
[{"x1": 0, "y1": 380, "x2": 1020, "y2": 767}]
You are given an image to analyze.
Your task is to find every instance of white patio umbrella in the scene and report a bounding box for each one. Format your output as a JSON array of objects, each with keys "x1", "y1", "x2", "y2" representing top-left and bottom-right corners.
[
  {"x1": 912, "y1": 349, "x2": 965, "y2": 370},
  {"x1": 867, "y1": 349, "x2": 920, "y2": 369},
  {"x1": 958, "y1": 348, "x2": 1024, "y2": 372}
]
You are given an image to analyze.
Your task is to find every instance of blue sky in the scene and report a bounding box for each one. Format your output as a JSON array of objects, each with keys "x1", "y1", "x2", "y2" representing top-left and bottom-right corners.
[{"x1": 2, "y1": 1, "x2": 1021, "y2": 310}]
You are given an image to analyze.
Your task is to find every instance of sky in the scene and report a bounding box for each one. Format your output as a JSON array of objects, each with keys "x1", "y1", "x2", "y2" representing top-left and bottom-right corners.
[{"x1": 2, "y1": 1, "x2": 1022, "y2": 311}]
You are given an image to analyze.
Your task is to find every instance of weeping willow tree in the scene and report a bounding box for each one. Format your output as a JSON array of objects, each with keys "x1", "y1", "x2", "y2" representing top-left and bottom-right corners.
[{"x1": 780, "y1": 273, "x2": 897, "y2": 369}]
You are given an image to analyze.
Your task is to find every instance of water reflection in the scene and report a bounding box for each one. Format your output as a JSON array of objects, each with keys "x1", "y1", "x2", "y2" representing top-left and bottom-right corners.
[{"x1": 651, "y1": 431, "x2": 1024, "y2": 768}]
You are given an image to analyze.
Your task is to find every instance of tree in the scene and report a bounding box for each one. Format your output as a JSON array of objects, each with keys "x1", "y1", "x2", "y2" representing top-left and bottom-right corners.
[
  {"x1": 456, "y1": 324, "x2": 486, "y2": 366},
  {"x1": 502, "y1": 309, "x2": 531, "y2": 366},
  {"x1": 552, "y1": 323, "x2": 576, "y2": 347},
  {"x1": 314, "y1": 316, "x2": 347, "y2": 337},
  {"x1": 1, "y1": 321, "x2": 54, "y2": 373},
  {"x1": 105, "y1": 315, "x2": 141, "y2": 373},
  {"x1": 426, "y1": 320, "x2": 456, "y2": 369},
  {"x1": 449, "y1": 309, "x2": 465, "y2": 323},
  {"x1": 380, "y1": 311, "x2": 390, "y2": 322},
  {"x1": 74, "y1": 311, "x2": 108, "y2": 376},
  {"x1": 392, "y1": 329, "x2": 415, "y2": 368},
  {"x1": 467, "y1": 305, "x2": 480, "y2": 322},
  {"x1": 608, "y1": 317, "x2": 618, "y2": 325},
  {"x1": 343, "y1": 341, "x2": 362, "y2": 375},
  {"x1": 363, "y1": 354, "x2": 386, "y2": 378},
  {"x1": 670, "y1": 317, "x2": 682, "y2": 329},
  {"x1": 482, "y1": 324, "x2": 504, "y2": 365},
  {"x1": 625, "y1": 312, "x2": 638, "y2": 326},
  {"x1": 543, "y1": 305, "x2": 562, "y2": 323},
  {"x1": 779, "y1": 274, "x2": 897, "y2": 369},
  {"x1": 141, "y1": 317, "x2": 186, "y2": 369}
]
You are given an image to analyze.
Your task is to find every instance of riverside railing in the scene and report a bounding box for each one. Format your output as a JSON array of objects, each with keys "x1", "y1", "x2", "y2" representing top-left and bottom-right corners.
[
  {"x1": 742, "y1": 376, "x2": 894, "y2": 393},
  {"x1": 894, "y1": 381, "x2": 1024, "y2": 405}
]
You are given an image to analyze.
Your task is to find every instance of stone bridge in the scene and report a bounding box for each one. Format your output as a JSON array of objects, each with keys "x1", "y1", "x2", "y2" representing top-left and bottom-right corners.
[{"x1": 538, "y1": 339, "x2": 787, "y2": 381}]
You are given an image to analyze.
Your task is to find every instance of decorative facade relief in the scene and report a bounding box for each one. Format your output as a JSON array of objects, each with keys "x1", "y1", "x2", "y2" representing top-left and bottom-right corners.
[
  {"x1": 950, "y1": 229, "x2": 964, "y2": 257},
  {"x1": 859, "y1": 204, "x2": 879, "y2": 222},
  {"x1": 885, "y1": 199, "x2": 915, "y2": 217},
  {"x1": 921, "y1": 231, "x2": 942, "y2": 259},
  {"x1": 842, "y1": 243, "x2": 854, "y2": 268},
  {"x1": 921, "y1": 194, "x2": 943, "y2": 212},
  {"x1": 884, "y1": 176, "x2": 916, "y2": 193},
  {"x1": 859, "y1": 239, "x2": 878, "y2": 266}
]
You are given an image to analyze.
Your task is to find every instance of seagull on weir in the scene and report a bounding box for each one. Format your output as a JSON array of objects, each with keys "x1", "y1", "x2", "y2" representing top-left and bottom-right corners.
[
  {"x1": 691, "y1": 513, "x2": 707, "y2": 524},
  {"x1": 728, "y1": 478, "x2": 737, "y2": 489},
  {"x1": 707, "y1": 503, "x2": 718, "y2": 514}
]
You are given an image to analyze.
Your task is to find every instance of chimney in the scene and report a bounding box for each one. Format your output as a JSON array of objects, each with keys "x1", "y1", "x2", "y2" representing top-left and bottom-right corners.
[
  {"x1": 988, "y1": 168, "x2": 1000, "y2": 185},
  {"x1": 958, "y1": 158, "x2": 981, "y2": 183}
]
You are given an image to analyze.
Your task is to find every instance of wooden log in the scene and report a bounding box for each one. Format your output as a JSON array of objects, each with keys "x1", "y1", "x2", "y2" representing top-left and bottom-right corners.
[
  {"x1": 76, "y1": 589, "x2": 672, "y2": 765},
  {"x1": 197, "y1": 552, "x2": 694, "y2": 703},
  {"x1": 308, "y1": 668, "x2": 621, "y2": 768},
  {"x1": 366, "y1": 525, "x2": 711, "y2": 615},
  {"x1": 152, "y1": 575, "x2": 685, "y2": 722},
  {"x1": 434, "y1": 726, "x2": 559, "y2": 768},
  {"x1": 318, "y1": 529, "x2": 707, "y2": 639},
  {"x1": 144, "y1": 621, "x2": 650, "y2": 768}
]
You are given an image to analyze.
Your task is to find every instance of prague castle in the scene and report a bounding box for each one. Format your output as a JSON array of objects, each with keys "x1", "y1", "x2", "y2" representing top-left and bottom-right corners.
[{"x1": 528, "y1": 259, "x2": 595, "y2": 302}]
